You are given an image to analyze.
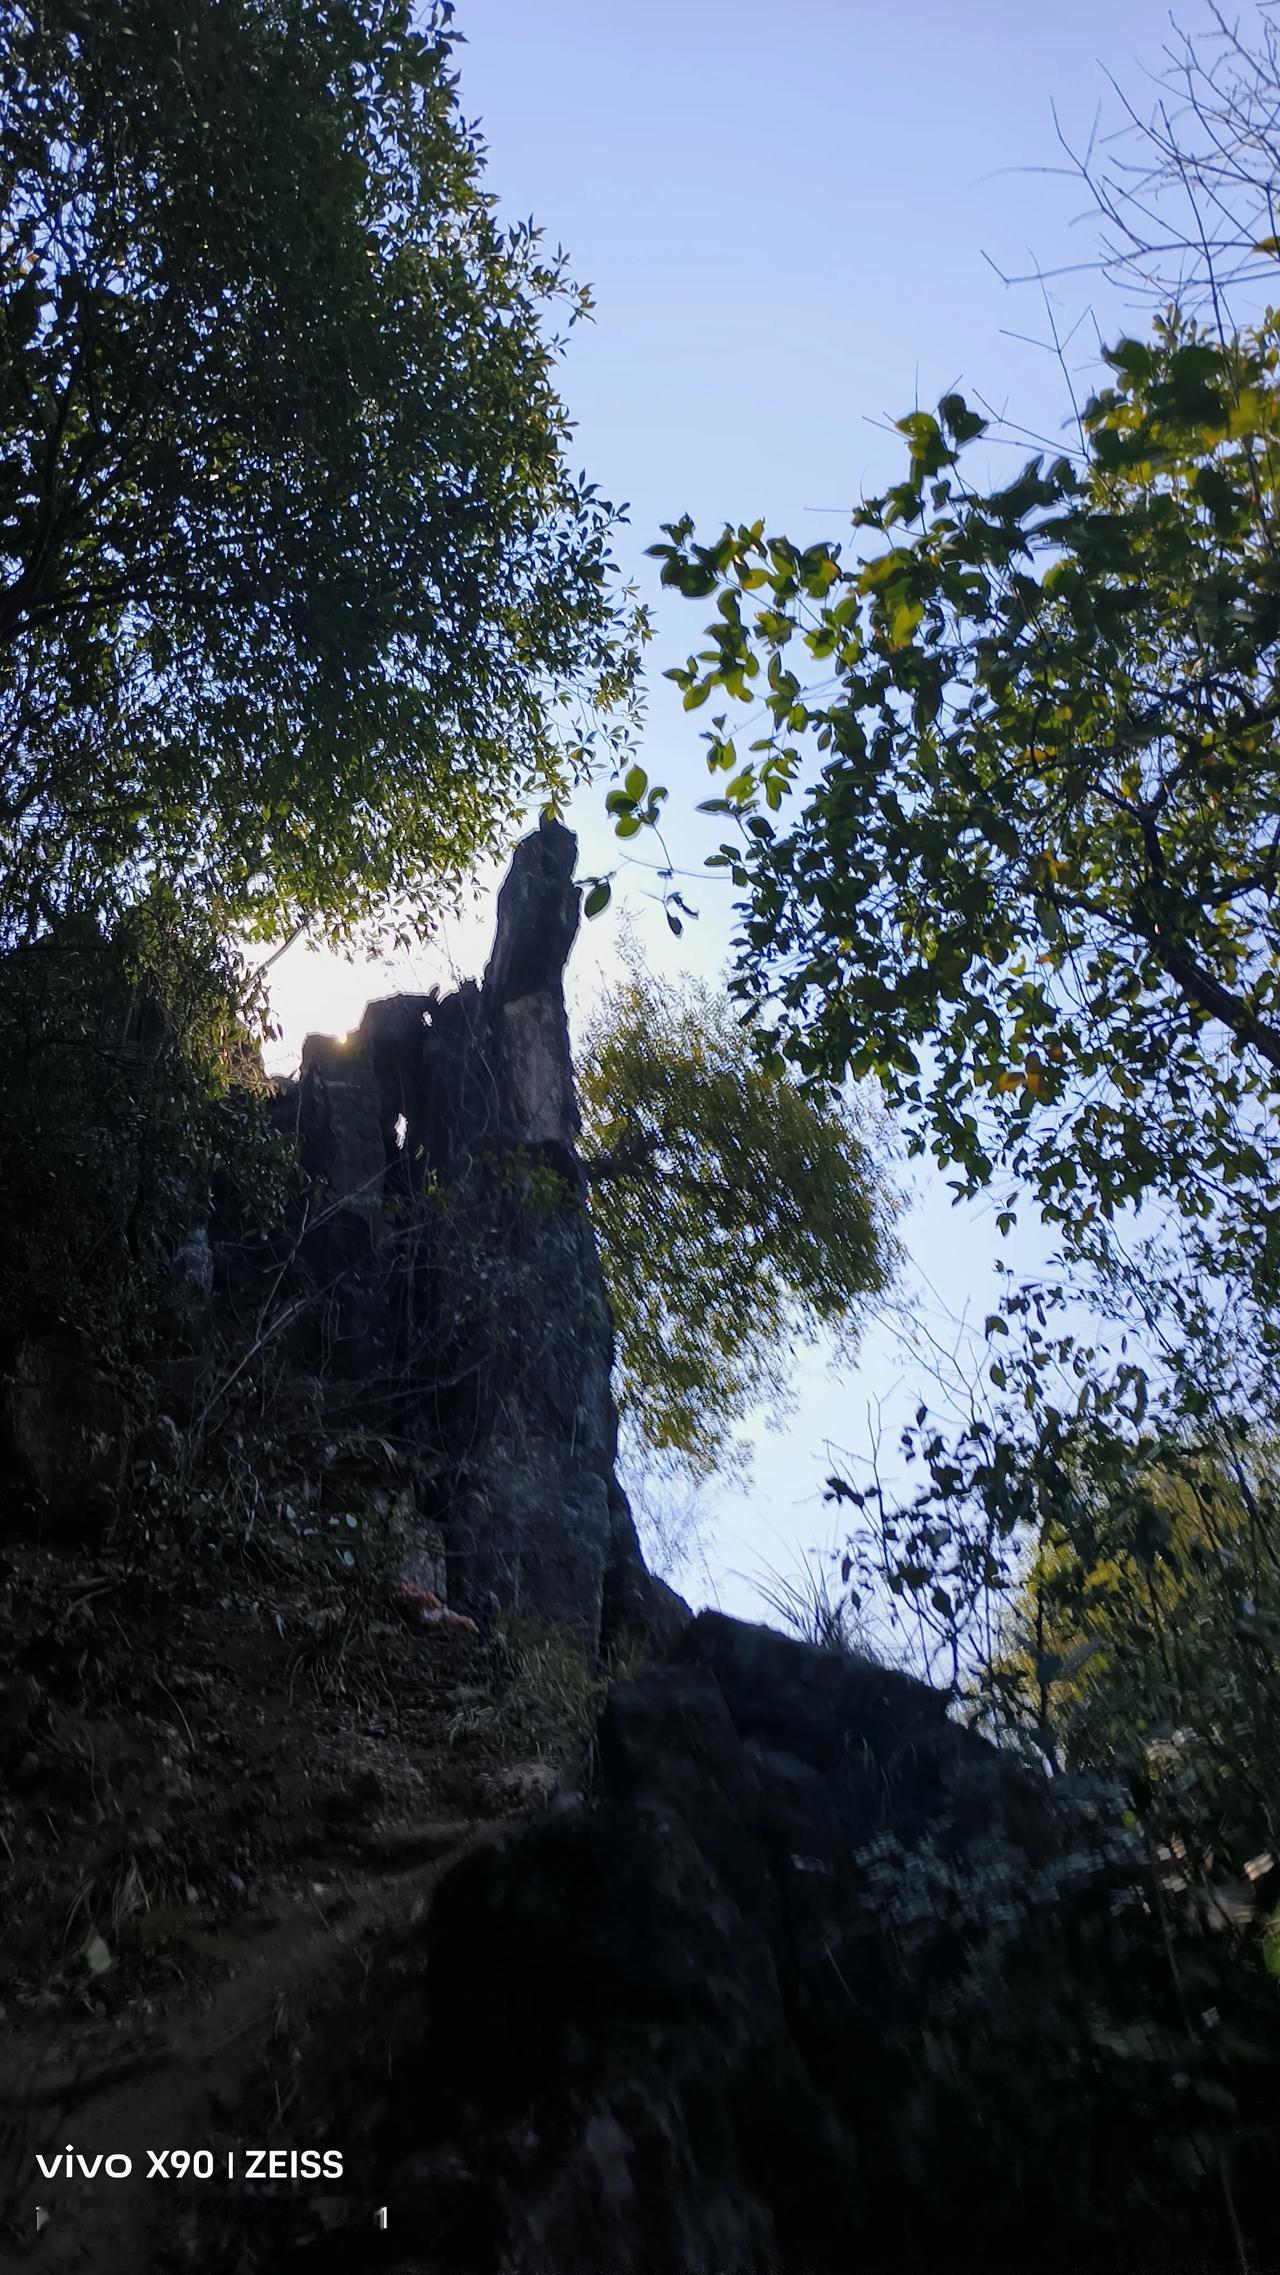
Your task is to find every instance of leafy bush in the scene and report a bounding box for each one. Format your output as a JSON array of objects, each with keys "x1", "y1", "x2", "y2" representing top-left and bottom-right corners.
[{"x1": 0, "y1": 905, "x2": 289, "y2": 1353}]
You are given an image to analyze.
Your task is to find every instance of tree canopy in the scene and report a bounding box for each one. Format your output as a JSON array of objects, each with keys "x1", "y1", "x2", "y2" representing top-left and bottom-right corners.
[
  {"x1": 577, "y1": 963, "x2": 898, "y2": 1481},
  {"x1": 0, "y1": 0, "x2": 640, "y2": 947},
  {"x1": 638, "y1": 308, "x2": 1280, "y2": 1314},
  {"x1": 1001, "y1": 1414, "x2": 1280, "y2": 1816}
]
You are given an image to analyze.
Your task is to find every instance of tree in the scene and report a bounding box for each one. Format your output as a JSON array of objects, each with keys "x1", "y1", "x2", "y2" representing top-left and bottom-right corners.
[
  {"x1": 576, "y1": 963, "x2": 899, "y2": 1482},
  {"x1": 1045, "y1": 3, "x2": 1280, "y2": 317},
  {"x1": 999, "y1": 1416, "x2": 1280, "y2": 1833},
  {"x1": 641, "y1": 304, "x2": 1280, "y2": 1313},
  {"x1": 0, "y1": 0, "x2": 641, "y2": 948},
  {"x1": 820, "y1": 1268, "x2": 1280, "y2": 1815}
]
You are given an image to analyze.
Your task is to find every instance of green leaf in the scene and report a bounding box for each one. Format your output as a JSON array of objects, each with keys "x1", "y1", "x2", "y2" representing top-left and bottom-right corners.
[{"x1": 938, "y1": 391, "x2": 988, "y2": 445}]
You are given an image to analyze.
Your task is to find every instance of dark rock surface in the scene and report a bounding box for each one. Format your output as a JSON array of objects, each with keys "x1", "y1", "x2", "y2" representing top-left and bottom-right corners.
[
  {"x1": 231, "y1": 1610, "x2": 1263, "y2": 2275},
  {"x1": 0, "y1": 932, "x2": 165, "y2": 1537},
  {"x1": 1, "y1": 1334, "x2": 134, "y2": 1539},
  {"x1": 286, "y1": 816, "x2": 662, "y2": 1648},
  {"x1": 0, "y1": 822, "x2": 679, "y2": 1656},
  {"x1": 4, "y1": 871, "x2": 1274, "y2": 2275}
]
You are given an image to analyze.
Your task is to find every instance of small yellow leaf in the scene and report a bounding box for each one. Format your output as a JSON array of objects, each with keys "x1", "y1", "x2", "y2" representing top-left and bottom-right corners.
[{"x1": 889, "y1": 598, "x2": 923, "y2": 647}]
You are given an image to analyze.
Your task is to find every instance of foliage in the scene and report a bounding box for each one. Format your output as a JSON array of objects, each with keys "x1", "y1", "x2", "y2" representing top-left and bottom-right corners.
[
  {"x1": 576, "y1": 963, "x2": 899, "y2": 1481},
  {"x1": 642, "y1": 308, "x2": 1280, "y2": 1311},
  {"x1": 824, "y1": 1283, "x2": 1280, "y2": 1861},
  {"x1": 753, "y1": 1551, "x2": 870, "y2": 1655},
  {"x1": 995, "y1": 1412, "x2": 1280, "y2": 1848},
  {"x1": 817, "y1": 1320, "x2": 1280, "y2": 2256},
  {"x1": 0, "y1": 0, "x2": 642, "y2": 947},
  {"x1": 0, "y1": 902, "x2": 289, "y2": 1349},
  {"x1": 489, "y1": 1608, "x2": 608, "y2": 1742},
  {"x1": 642, "y1": 19, "x2": 1280, "y2": 2157}
]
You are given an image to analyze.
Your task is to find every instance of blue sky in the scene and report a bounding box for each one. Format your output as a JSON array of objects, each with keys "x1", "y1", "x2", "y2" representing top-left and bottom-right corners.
[{"x1": 269, "y1": 0, "x2": 1262, "y2": 1628}]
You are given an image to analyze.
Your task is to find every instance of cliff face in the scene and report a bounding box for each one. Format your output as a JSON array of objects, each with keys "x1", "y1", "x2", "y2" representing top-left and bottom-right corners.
[
  {"x1": 281, "y1": 816, "x2": 671, "y2": 1651},
  {"x1": 0, "y1": 819, "x2": 681, "y2": 1658}
]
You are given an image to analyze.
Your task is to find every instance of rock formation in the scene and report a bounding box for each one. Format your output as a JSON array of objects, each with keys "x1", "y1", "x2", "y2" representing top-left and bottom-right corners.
[
  {"x1": 0, "y1": 819, "x2": 681, "y2": 1657},
  {"x1": 2, "y1": 838, "x2": 1275, "y2": 2275},
  {"x1": 207, "y1": 1609, "x2": 1273, "y2": 2275},
  {"x1": 281, "y1": 815, "x2": 675, "y2": 1650}
]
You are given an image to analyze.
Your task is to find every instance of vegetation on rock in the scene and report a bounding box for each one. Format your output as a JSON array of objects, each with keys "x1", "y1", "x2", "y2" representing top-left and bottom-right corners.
[{"x1": 0, "y1": 902, "x2": 288, "y2": 1360}]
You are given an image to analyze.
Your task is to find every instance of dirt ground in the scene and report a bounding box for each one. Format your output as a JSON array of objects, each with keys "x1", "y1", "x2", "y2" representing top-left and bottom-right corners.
[{"x1": 0, "y1": 1522, "x2": 583, "y2": 2271}]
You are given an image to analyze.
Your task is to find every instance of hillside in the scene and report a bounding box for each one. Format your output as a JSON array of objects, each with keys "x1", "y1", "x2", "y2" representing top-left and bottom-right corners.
[{"x1": 0, "y1": 828, "x2": 1275, "y2": 2273}]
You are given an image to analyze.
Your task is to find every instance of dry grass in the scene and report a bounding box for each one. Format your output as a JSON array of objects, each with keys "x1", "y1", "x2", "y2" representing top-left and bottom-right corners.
[{"x1": 491, "y1": 1611, "x2": 609, "y2": 1748}]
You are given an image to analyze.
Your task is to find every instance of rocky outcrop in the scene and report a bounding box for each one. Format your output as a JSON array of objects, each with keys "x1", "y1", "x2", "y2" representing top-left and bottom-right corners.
[
  {"x1": 0, "y1": 822, "x2": 678, "y2": 1656},
  {"x1": 227, "y1": 1608, "x2": 1269, "y2": 2275},
  {"x1": 281, "y1": 816, "x2": 670, "y2": 1652},
  {"x1": 6, "y1": 868, "x2": 1273, "y2": 2275},
  {"x1": 432, "y1": 822, "x2": 625, "y2": 1642}
]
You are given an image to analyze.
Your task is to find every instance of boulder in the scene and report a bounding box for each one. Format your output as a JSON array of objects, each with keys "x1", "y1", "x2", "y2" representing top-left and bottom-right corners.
[{"x1": 250, "y1": 1614, "x2": 1230, "y2": 2275}]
